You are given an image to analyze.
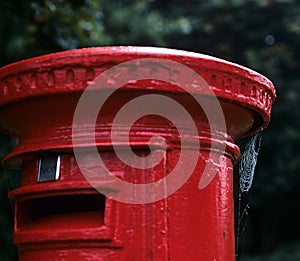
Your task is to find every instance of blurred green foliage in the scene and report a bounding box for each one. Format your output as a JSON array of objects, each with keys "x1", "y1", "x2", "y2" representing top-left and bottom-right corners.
[
  {"x1": 1, "y1": 0, "x2": 300, "y2": 260},
  {"x1": 241, "y1": 241, "x2": 300, "y2": 261}
]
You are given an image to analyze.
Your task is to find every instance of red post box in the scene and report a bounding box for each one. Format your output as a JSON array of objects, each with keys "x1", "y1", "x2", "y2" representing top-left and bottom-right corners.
[{"x1": 0, "y1": 47, "x2": 275, "y2": 260}]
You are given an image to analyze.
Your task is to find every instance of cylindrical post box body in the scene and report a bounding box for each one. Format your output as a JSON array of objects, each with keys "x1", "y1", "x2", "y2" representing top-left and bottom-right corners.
[{"x1": 0, "y1": 47, "x2": 275, "y2": 260}]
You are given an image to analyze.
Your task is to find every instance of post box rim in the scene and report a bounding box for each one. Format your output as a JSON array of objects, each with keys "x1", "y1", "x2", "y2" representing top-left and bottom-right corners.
[
  {"x1": 0, "y1": 46, "x2": 276, "y2": 133},
  {"x1": 0, "y1": 46, "x2": 275, "y2": 89}
]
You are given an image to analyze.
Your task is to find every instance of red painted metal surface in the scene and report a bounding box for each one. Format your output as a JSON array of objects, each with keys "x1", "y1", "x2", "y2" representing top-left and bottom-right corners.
[{"x1": 0, "y1": 47, "x2": 275, "y2": 260}]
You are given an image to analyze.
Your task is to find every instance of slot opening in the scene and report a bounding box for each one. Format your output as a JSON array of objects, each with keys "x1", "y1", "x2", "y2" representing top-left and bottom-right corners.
[{"x1": 17, "y1": 193, "x2": 105, "y2": 230}]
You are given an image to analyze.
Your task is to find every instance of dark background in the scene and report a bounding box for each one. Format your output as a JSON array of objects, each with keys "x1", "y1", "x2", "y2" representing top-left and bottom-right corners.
[{"x1": 0, "y1": 0, "x2": 299, "y2": 260}]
